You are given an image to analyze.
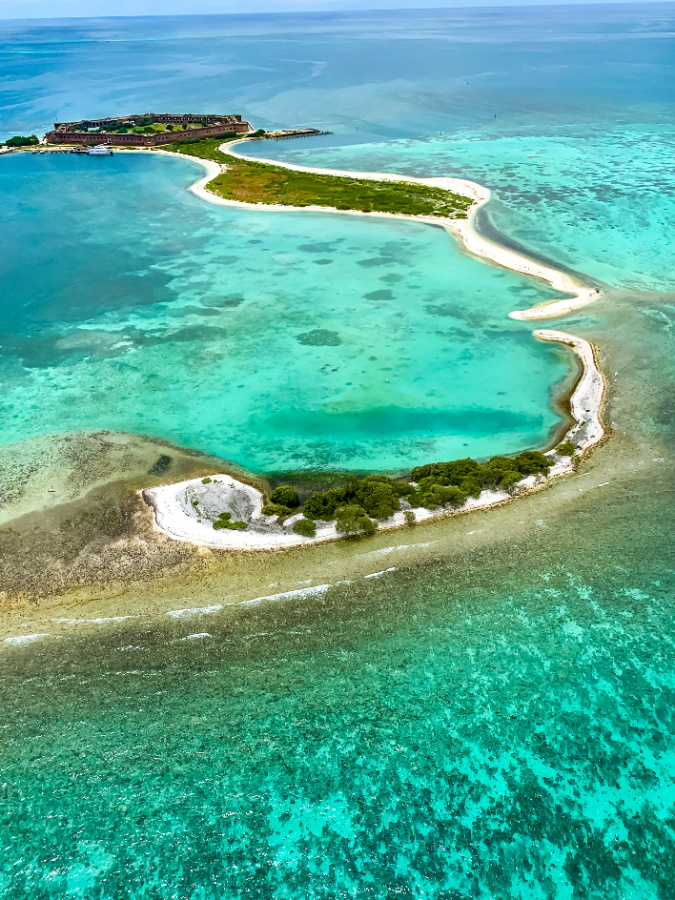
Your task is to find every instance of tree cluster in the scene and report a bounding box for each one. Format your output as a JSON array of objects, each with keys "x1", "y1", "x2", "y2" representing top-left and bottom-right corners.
[
  {"x1": 292, "y1": 518, "x2": 316, "y2": 537},
  {"x1": 556, "y1": 439, "x2": 576, "y2": 456},
  {"x1": 303, "y1": 475, "x2": 411, "y2": 522},
  {"x1": 5, "y1": 135, "x2": 39, "y2": 147},
  {"x1": 410, "y1": 451, "x2": 550, "y2": 505},
  {"x1": 301, "y1": 451, "x2": 551, "y2": 523},
  {"x1": 270, "y1": 485, "x2": 300, "y2": 508},
  {"x1": 335, "y1": 505, "x2": 378, "y2": 536}
]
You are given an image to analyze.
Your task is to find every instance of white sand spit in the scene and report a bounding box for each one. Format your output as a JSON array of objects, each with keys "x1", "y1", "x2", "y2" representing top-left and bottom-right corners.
[
  {"x1": 166, "y1": 605, "x2": 224, "y2": 619},
  {"x1": 364, "y1": 567, "x2": 398, "y2": 579},
  {"x1": 220, "y1": 140, "x2": 600, "y2": 321},
  {"x1": 534, "y1": 329, "x2": 606, "y2": 453}
]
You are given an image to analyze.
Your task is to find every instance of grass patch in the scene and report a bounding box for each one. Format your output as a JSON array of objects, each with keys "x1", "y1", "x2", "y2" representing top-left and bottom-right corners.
[{"x1": 163, "y1": 137, "x2": 472, "y2": 219}]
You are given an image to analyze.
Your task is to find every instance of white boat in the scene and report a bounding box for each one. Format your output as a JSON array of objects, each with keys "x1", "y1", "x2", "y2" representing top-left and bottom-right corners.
[{"x1": 87, "y1": 144, "x2": 113, "y2": 156}]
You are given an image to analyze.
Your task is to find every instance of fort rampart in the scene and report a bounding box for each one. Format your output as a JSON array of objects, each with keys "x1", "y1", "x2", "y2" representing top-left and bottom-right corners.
[{"x1": 44, "y1": 113, "x2": 251, "y2": 146}]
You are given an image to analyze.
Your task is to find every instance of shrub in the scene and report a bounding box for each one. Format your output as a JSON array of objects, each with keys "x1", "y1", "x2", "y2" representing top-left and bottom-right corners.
[
  {"x1": 514, "y1": 450, "x2": 550, "y2": 476},
  {"x1": 352, "y1": 479, "x2": 400, "y2": 519},
  {"x1": 201, "y1": 476, "x2": 212, "y2": 484},
  {"x1": 432, "y1": 485, "x2": 468, "y2": 508},
  {"x1": 262, "y1": 503, "x2": 291, "y2": 517},
  {"x1": 270, "y1": 485, "x2": 300, "y2": 508},
  {"x1": 6, "y1": 134, "x2": 39, "y2": 147},
  {"x1": 213, "y1": 511, "x2": 247, "y2": 530},
  {"x1": 499, "y1": 471, "x2": 521, "y2": 492},
  {"x1": 459, "y1": 477, "x2": 482, "y2": 498},
  {"x1": 404, "y1": 509, "x2": 416, "y2": 526},
  {"x1": 335, "y1": 505, "x2": 377, "y2": 536},
  {"x1": 480, "y1": 457, "x2": 521, "y2": 489},
  {"x1": 303, "y1": 487, "x2": 347, "y2": 520},
  {"x1": 557, "y1": 439, "x2": 576, "y2": 456},
  {"x1": 292, "y1": 518, "x2": 316, "y2": 537},
  {"x1": 411, "y1": 458, "x2": 480, "y2": 484}
]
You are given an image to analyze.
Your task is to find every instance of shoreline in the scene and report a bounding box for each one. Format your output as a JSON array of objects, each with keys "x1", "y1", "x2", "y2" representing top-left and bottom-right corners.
[
  {"x1": 219, "y1": 140, "x2": 601, "y2": 321},
  {"x1": 10, "y1": 141, "x2": 608, "y2": 554},
  {"x1": 27, "y1": 140, "x2": 600, "y2": 321},
  {"x1": 143, "y1": 328, "x2": 606, "y2": 552}
]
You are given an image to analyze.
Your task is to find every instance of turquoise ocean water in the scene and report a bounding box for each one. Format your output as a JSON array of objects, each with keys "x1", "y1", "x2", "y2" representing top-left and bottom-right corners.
[
  {"x1": 1, "y1": 5, "x2": 674, "y2": 897},
  {"x1": 0, "y1": 152, "x2": 569, "y2": 473}
]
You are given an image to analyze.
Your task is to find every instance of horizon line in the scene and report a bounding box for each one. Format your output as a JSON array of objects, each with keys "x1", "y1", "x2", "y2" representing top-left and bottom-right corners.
[{"x1": 2, "y1": 0, "x2": 673, "y2": 24}]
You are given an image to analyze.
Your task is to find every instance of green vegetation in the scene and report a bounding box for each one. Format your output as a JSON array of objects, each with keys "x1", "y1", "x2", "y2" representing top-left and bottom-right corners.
[
  {"x1": 557, "y1": 439, "x2": 576, "y2": 456},
  {"x1": 270, "y1": 485, "x2": 300, "y2": 508},
  {"x1": 201, "y1": 477, "x2": 212, "y2": 484},
  {"x1": 404, "y1": 509, "x2": 416, "y2": 526},
  {"x1": 5, "y1": 135, "x2": 39, "y2": 147},
  {"x1": 411, "y1": 451, "x2": 550, "y2": 501},
  {"x1": 299, "y1": 451, "x2": 551, "y2": 524},
  {"x1": 292, "y1": 518, "x2": 316, "y2": 538},
  {"x1": 212, "y1": 511, "x2": 247, "y2": 531},
  {"x1": 163, "y1": 136, "x2": 472, "y2": 219},
  {"x1": 262, "y1": 503, "x2": 291, "y2": 517},
  {"x1": 303, "y1": 475, "x2": 411, "y2": 522},
  {"x1": 335, "y1": 505, "x2": 378, "y2": 536},
  {"x1": 97, "y1": 121, "x2": 134, "y2": 134}
]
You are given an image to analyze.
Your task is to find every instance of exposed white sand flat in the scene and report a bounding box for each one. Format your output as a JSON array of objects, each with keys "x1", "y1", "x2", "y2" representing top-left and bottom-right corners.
[
  {"x1": 535, "y1": 330, "x2": 606, "y2": 453},
  {"x1": 240, "y1": 585, "x2": 331, "y2": 606},
  {"x1": 166, "y1": 605, "x2": 224, "y2": 619}
]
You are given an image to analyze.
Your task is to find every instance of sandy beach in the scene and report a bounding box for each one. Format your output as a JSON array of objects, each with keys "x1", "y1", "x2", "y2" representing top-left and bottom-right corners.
[{"x1": 36, "y1": 140, "x2": 600, "y2": 321}]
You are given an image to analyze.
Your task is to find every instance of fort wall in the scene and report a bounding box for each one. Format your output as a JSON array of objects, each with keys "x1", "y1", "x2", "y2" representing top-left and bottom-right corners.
[{"x1": 45, "y1": 122, "x2": 251, "y2": 146}]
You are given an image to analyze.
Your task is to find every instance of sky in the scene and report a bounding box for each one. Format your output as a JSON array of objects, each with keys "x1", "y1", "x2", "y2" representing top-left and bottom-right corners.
[{"x1": 0, "y1": 0, "x2": 668, "y2": 20}]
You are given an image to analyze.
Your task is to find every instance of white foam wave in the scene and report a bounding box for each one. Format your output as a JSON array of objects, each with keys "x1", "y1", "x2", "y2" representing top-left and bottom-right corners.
[
  {"x1": 240, "y1": 584, "x2": 331, "y2": 607},
  {"x1": 364, "y1": 567, "x2": 397, "y2": 579},
  {"x1": 166, "y1": 605, "x2": 223, "y2": 619},
  {"x1": 4, "y1": 633, "x2": 51, "y2": 646}
]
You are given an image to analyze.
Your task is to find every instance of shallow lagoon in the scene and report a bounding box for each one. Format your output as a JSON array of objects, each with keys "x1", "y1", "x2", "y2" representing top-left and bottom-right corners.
[{"x1": 0, "y1": 151, "x2": 570, "y2": 474}]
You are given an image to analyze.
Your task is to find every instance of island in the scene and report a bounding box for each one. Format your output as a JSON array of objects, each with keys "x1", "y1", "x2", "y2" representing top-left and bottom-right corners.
[
  {"x1": 143, "y1": 327, "x2": 606, "y2": 550},
  {"x1": 4, "y1": 115, "x2": 608, "y2": 553}
]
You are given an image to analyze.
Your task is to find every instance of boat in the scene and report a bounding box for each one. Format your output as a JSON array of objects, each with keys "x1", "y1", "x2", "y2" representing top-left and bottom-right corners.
[{"x1": 87, "y1": 144, "x2": 113, "y2": 156}]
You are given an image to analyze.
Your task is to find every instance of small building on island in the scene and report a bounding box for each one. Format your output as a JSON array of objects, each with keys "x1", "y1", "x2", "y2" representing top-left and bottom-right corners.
[{"x1": 44, "y1": 112, "x2": 252, "y2": 146}]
